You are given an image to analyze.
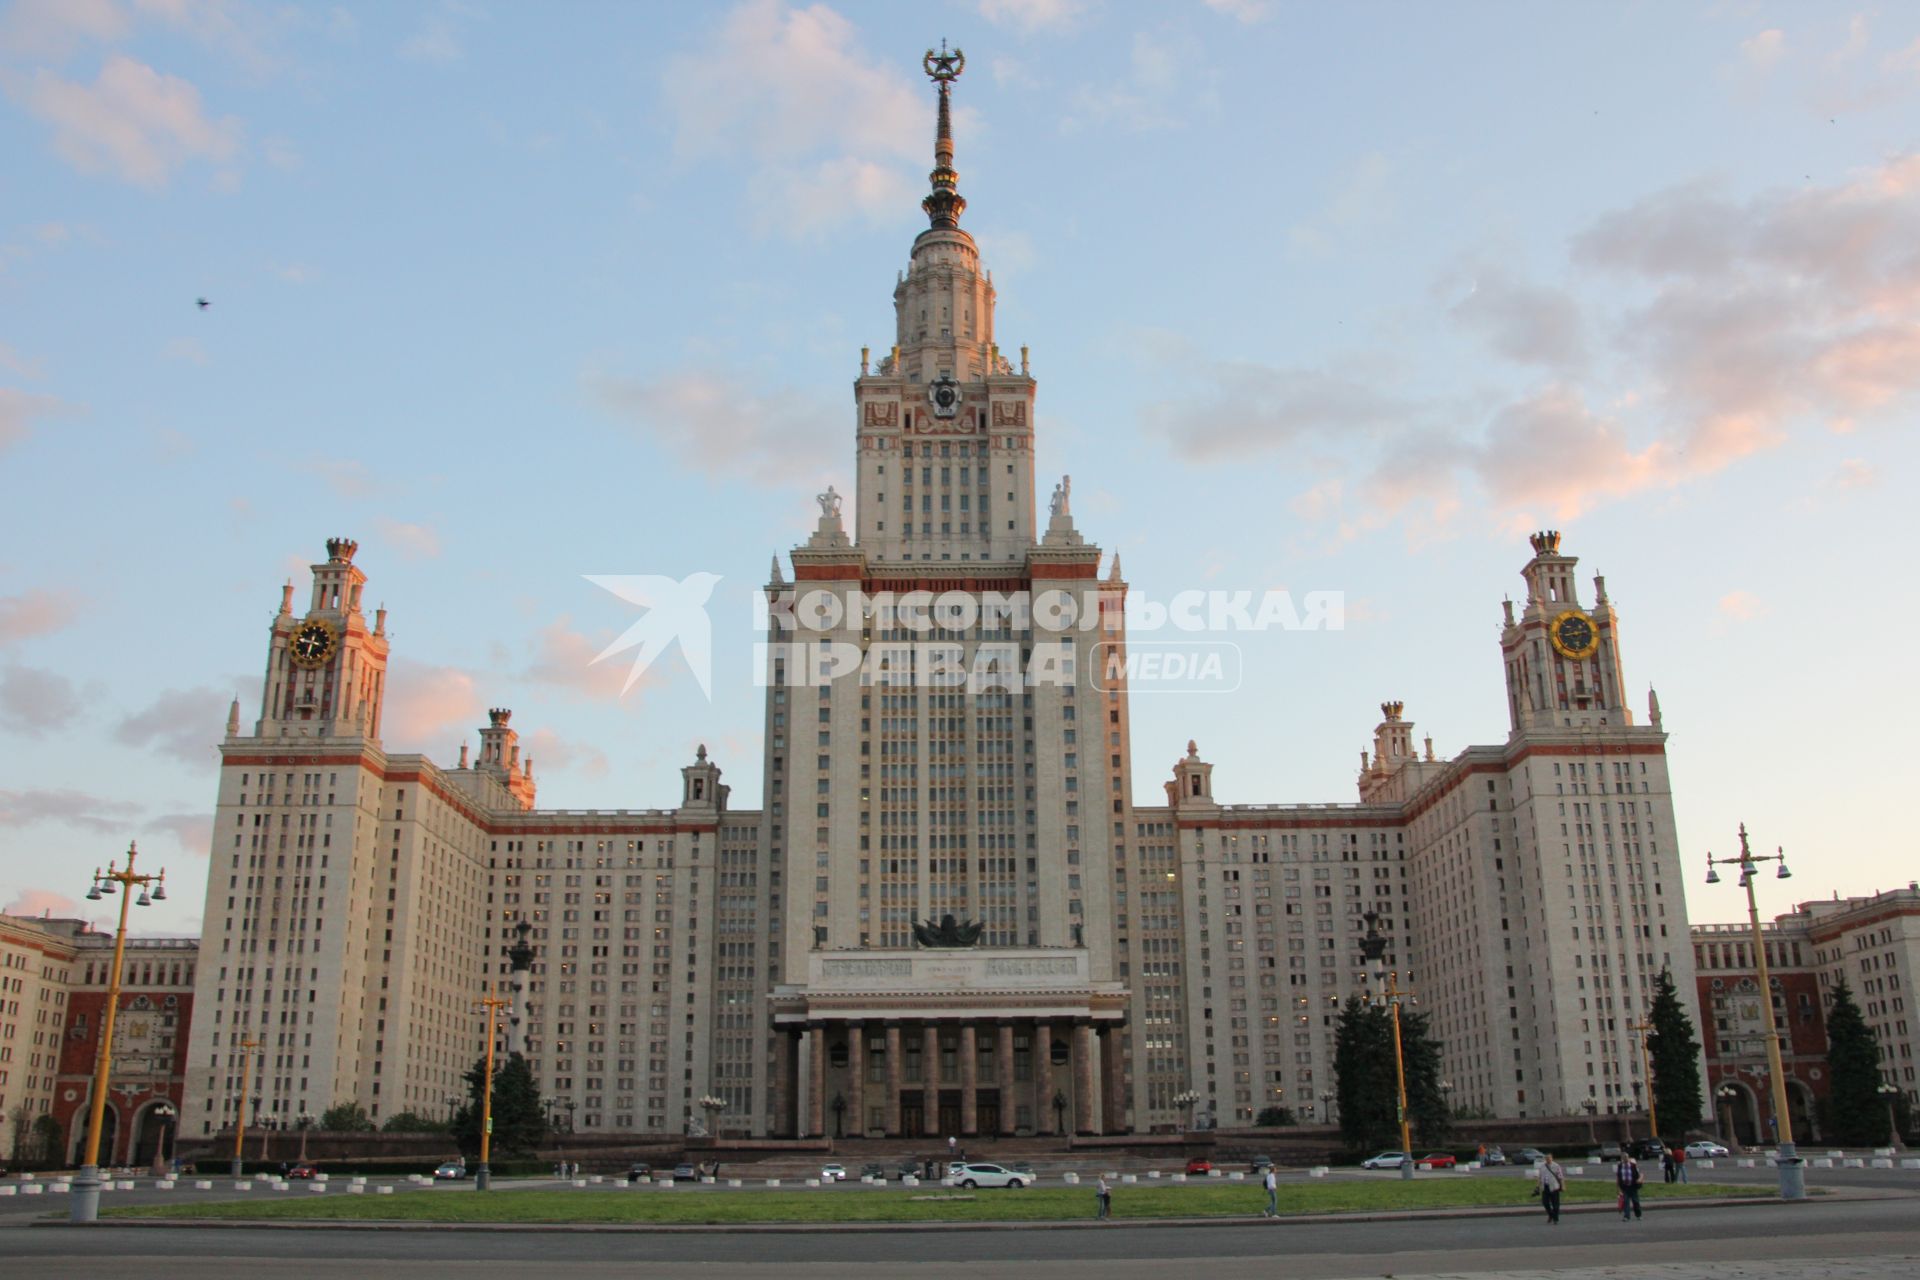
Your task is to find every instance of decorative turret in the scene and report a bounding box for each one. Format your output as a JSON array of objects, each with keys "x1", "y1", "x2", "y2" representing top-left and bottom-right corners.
[
  {"x1": 325, "y1": 536, "x2": 358, "y2": 564},
  {"x1": 1500, "y1": 531, "x2": 1632, "y2": 735},
  {"x1": 1168, "y1": 739, "x2": 1215, "y2": 808},
  {"x1": 920, "y1": 41, "x2": 966, "y2": 231},
  {"x1": 475, "y1": 708, "x2": 536, "y2": 808}
]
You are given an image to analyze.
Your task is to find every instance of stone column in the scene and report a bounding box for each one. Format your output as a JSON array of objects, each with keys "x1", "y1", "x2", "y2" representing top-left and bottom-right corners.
[
  {"x1": 997, "y1": 1022, "x2": 1016, "y2": 1135},
  {"x1": 772, "y1": 1028, "x2": 791, "y2": 1137},
  {"x1": 960, "y1": 1024, "x2": 979, "y2": 1136},
  {"x1": 885, "y1": 1023, "x2": 903, "y2": 1136},
  {"x1": 1034, "y1": 1019, "x2": 1054, "y2": 1135},
  {"x1": 808, "y1": 1024, "x2": 828, "y2": 1139},
  {"x1": 1102, "y1": 1023, "x2": 1126, "y2": 1134},
  {"x1": 1073, "y1": 1022, "x2": 1095, "y2": 1135},
  {"x1": 921, "y1": 1023, "x2": 940, "y2": 1138},
  {"x1": 847, "y1": 1020, "x2": 865, "y2": 1140}
]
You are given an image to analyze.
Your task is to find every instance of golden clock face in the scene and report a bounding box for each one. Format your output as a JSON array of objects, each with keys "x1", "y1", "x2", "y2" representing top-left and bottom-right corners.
[
  {"x1": 289, "y1": 619, "x2": 337, "y2": 669},
  {"x1": 1549, "y1": 609, "x2": 1599, "y2": 660}
]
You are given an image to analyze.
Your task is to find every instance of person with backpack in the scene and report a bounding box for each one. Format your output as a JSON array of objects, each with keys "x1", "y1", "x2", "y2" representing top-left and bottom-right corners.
[
  {"x1": 1537, "y1": 1152, "x2": 1565, "y2": 1225},
  {"x1": 1262, "y1": 1165, "x2": 1278, "y2": 1217},
  {"x1": 1615, "y1": 1153, "x2": 1644, "y2": 1221},
  {"x1": 1096, "y1": 1174, "x2": 1112, "y2": 1220}
]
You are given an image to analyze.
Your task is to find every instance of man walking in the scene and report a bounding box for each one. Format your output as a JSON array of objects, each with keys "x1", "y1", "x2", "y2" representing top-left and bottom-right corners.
[
  {"x1": 1262, "y1": 1165, "x2": 1278, "y2": 1217},
  {"x1": 1538, "y1": 1152, "x2": 1565, "y2": 1225},
  {"x1": 1615, "y1": 1153, "x2": 1644, "y2": 1221},
  {"x1": 1096, "y1": 1174, "x2": 1112, "y2": 1220},
  {"x1": 1672, "y1": 1144, "x2": 1688, "y2": 1184}
]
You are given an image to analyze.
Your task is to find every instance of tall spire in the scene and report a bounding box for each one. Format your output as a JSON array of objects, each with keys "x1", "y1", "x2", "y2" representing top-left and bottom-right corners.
[{"x1": 921, "y1": 40, "x2": 966, "y2": 230}]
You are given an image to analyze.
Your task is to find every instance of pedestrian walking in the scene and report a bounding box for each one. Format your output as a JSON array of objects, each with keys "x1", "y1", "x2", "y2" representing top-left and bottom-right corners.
[
  {"x1": 1672, "y1": 1144, "x2": 1688, "y2": 1184},
  {"x1": 1096, "y1": 1174, "x2": 1112, "y2": 1220},
  {"x1": 1615, "y1": 1153, "x2": 1644, "y2": 1221},
  {"x1": 1538, "y1": 1153, "x2": 1565, "y2": 1225},
  {"x1": 1262, "y1": 1166, "x2": 1278, "y2": 1217},
  {"x1": 1660, "y1": 1146, "x2": 1676, "y2": 1183}
]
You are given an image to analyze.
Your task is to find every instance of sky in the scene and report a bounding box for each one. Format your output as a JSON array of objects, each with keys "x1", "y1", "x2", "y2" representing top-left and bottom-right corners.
[{"x1": 2, "y1": 1, "x2": 1917, "y2": 941}]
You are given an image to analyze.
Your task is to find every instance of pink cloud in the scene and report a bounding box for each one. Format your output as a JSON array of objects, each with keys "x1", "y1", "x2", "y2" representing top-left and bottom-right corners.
[
  {"x1": 0, "y1": 588, "x2": 83, "y2": 644},
  {"x1": 374, "y1": 517, "x2": 441, "y2": 560},
  {"x1": 2, "y1": 886, "x2": 82, "y2": 918},
  {"x1": 1719, "y1": 590, "x2": 1766, "y2": 621},
  {"x1": 0, "y1": 662, "x2": 87, "y2": 734},
  {"x1": 381, "y1": 658, "x2": 484, "y2": 754},
  {"x1": 0, "y1": 787, "x2": 141, "y2": 832},
  {"x1": 21, "y1": 55, "x2": 242, "y2": 187},
  {"x1": 521, "y1": 617, "x2": 643, "y2": 702},
  {"x1": 525, "y1": 727, "x2": 609, "y2": 779},
  {"x1": 151, "y1": 811, "x2": 214, "y2": 857},
  {"x1": 0, "y1": 387, "x2": 72, "y2": 456},
  {"x1": 114, "y1": 685, "x2": 228, "y2": 763}
]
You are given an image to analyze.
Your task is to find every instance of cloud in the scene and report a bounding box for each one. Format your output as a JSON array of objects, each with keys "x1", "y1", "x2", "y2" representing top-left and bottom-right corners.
[
  {"x1": 0, "y1": 588, "x2": 83, "y2": 644},
  {"x1": 1471, "y1": 388, "x2": 1665, "y2": 519},
  {"x1": 1286, "y1": 152, "x2": 1395, "y2": 260},
  {"x1": 1444, "y1": 265, "x2": 1587, "y2": 369},
  {"x1": 1063, "y1": 27, "x2": 1214, "y2": 132},
  {"x1": 381, "y1": 658, "x2": 484, "y2": 752},
  {"x1": 295, "y1": 457, "x2": 377, "y2": 498},
  {"x1": 114, "y1": 685, "x2": 227, "y2": 763},
  {"x1": 1718, "y1": 590, "x2": 1766, "y2": 621},
  {"x1": 0, "y1": 387, "x2": 72, "y2": 455},
  {"x1": 374, "y1": 518, "x2": 441, "y2": 560},
  {"x1": 0, "y1": 663, "x2": 87, "y2": 734},
  {"x1": 977, "y1": 0, "x2": 1090, "y2": 32},
  {"x1": 591, "y1": 368, "x2": 839, "y2": 487},
  {"x1": 150, "y1": 811, "x2": 214, "y2": 856},
  {"x1": 0, "y1": 0, "x2": 130, "y2": 59},
  {"x1": 0, "y1": 787, "x2": 142, "y2": 832},
  {"x1": 399, "y1": 10, "x2": 464, "y2": 63},
  {"x1": 661, "y1": 0, "x2": 933, "y2": 236},
  {"x1": 521, "y1": 616, "x2": 641, "y2": 702},
  {"x1": 0, "y1": 342, "x2": 46, "y2": 379},
  {"x1": 1828, "y1": 458, "x2": 1877, "y2": 490},
  {"x1": 2, "y1": 886, "x2": 83, "y2": 918},
  {"x1": 525, "y1": 727, "x2": 609, "y2": 779},
  {"x1": 1142, "y1": 342, "x2": 1413, "y2": 464},
  {"x1": 1202, "y1": 0, "x2": 1271, "y2": 21},
  {"x1": 19, "y1": 55, "x2": 242, "y2": 187},
  {"x1": 1740, "y1": 28, "x2": 1786, "y2": 71}
]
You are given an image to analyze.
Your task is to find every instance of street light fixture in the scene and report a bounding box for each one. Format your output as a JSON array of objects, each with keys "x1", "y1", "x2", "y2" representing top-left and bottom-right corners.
[
  {"x1": 1581, "y1": 1097, "x2": 1598, "y2": 1146},
  {"x1": 1627, "y1": 1017, "x2": 1659, "y2": 1144},
  {"x1": 1717, "y1": 1082, "x2": 1744, "y2": 1154},
  {"x1": 229, "y1": 1035, "x2": 260, "y2": 1176},
  {"x1": 295, "y1": 1110, "x2": 315, "y2": 1165},
  {"x1": 1359, "y1": 911, "x2": 1416, "y2": 1181},
  {"x1": 1172, "y1": 1088, "x2": 1200, "y2": 1133},
  {"x1": 1705, "y1": 826, "x2": 1804, "y2": 1200},
  {"x1": 1051, "y1": 1089, "x2": 1067, "y2": 1136},
  {"x1": 1879, "y1": 1083, "x2": 1906, "y2": 1153},
  {"x1": 71, "y1": 841, "x2": 166, "y2": 1224},
  {"x1": 1319, "y1": 1088, "x2": 1334, "y2": 1125},
  {"x1": 474, "y1": 984, "x2": 510, "y2": 1191}
]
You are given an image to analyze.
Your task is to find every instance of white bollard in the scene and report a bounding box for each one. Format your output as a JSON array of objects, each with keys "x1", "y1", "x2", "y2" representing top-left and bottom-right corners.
[
  {"x1": 378, "y1": 1185, "x2": 394, "y2": 1195},
  {"x1": 806, "y1": 1178, "x2": 821, "y2": 1187},
  {"x1": 766, "y1": 1178, "x2": 781, "y2": 1187},
  {"x1": 1845, "y1": 1158, "x2": 1865, "y2": 1168},
  {"x1": 195, "y1": 1180, "x2": 213, "y2": 1190},
  {"x1": 156, "y1": 1179, "x2": 175, "y2": 1190},
  {"x1": 1874, "y1": 1148, "x2": 1895, "y2": 1157},
  {"x1": 728, "y1": 1179, "x2": 743, "y2": 1188},
  {"x1": 572, "y1": 1179, "x2": 587, "y2": 1188},
  {"x1": 589, "y1": 1175, "x2": 603, "y2": 1184},
  {"x1": 1900, "y1": 1158, "x2": 1920, "y2": 1169},
  {"x1": 1229, "y1": 1171, "x2": 1245, "y2": 1181},
  {"x1": 901, "y1": 1176, "x2": 917, "y2": 1186},
  {"x1": 21, "y1": 1184, "x2": 44, "y2": 1196},
  {"x1": 118, "y1": 1180, "x2": 137, "y2": 1190},
  {"x1": 309, "y1": 1184, "x2": 326, "y2": 1193},
  {"x1": 1813, "y1": 1158, "x2": 1834, "y2": 1168},
  {"x1": 1737, "y1": 1158, "x2": 1756, "y2": 1168},
  {"x1": 700, "y1": 1176, "x2": 715, "y2": 1184},
  {"x1": 1309, "y1": 1167, "x2": 1327, "y2": 1178},
  {"x1": 1120, "y1": 1174, "x2": 1137, "y2": 1184},
  {"x1": 1827, "y1": 1150, "x2": 1845, "y2": 1158},
  {"x1": 235, "y1": 1181, "x2": 253, "y2": 1191},
  {"x1": 352, "y1": 1177, "x2": 366, "y2": 1186},
  {"x1": 1871, "y1": 1158, "x2": 1894, "y2": 1169},
  {"x1": 315, "y1": 1173, "x2": 330, "y2": 1183},
  {"x1": 1696, "y1": 1160, "x2": 1715, "y2": 1169},
  {"x1": 0, "y1": 1187, "x2": 14, "y2": 1197},
  {"x1": 1147, "y1": 1170, "x2": 1161, "y2": 1179},
  {"x1": 1564, "y1": 1166, "x2": 1585, "y2": 1176},
  {"x1": 349, "y1": 1185, "x2": 365, "y2": 1194},
  {"x1": 1061, "y1": 1172, "x2": 1078, "y2": 1185}
]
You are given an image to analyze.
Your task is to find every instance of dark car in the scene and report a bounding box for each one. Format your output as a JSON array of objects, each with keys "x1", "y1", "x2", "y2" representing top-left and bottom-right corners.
[
  {"x1": 671, "y1": 1163, "x2": 698, "y2": 1182},
  {"x1": 1589, "y1": 1143, "x2": 1623, "y2": 1162},
  {"x1": 897, "y1": 1159, "x2": 922, "y2": 1180},
  {"x1": 1249, "y1": 1154, "x2": 1275, "y2": 1173},
  {"x1": 625, "y1": 1163, "x2": 652, "y2": 1184},
  {"x1": 1627, "y1": 1139, "x2": 1667, "y2": 1162},
  {"x1": 1480, "y1": 1147, "x2": 1508, "y2": 1166},
  {"x1": 1511, "y1": 1148, "x2": 1549, "y2": 1166},
  {"x1": 433, "y1": 1161, "x2": 470, "y2": 1180},
  {"x1": 860, "y1": 1163, "x2": 887, "y2": 1181}
]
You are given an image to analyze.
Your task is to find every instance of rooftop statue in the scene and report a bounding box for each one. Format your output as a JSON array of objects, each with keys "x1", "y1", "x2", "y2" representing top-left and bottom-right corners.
[{"x1": 912, "y1": 913, "x2": 983, "y2": 948}]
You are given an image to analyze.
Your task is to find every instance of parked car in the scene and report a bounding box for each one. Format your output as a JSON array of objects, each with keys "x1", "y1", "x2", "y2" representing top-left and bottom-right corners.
[
  {"x1": 1480, "y1": 1147, "x2": 1508, "y2": 1166},
  {"x1": 672, "y1": 1163, "x2": 698, "y2": 1182},
  {"x1": 1009, "y1": 1161, "x2": 1035, "y2": 1177},
  {"x1": 1248, "y1": 1154, "x2": 1275, "y2": 1173},
  {"x1": 1510, "y1": 1148, "x2": 1549, "y2": 1166},
  {"x1": 860, "y1": 1163, "x2": 888, "y2": 1180},
  {"x1": 820, "y1": 1163, "x2": 848, "y2": 1182},
  {"x1": 1360, "y1": 1151, "x2": 1410, "y2": 1170},
  {"x1": 1627, "y1": 1139, "x2": 1667, "y2": 1162},
  {"x1": 286, "y1": 1163, "x2": 318, "y2": 1180},
  {"x1": 1184, "y1": 1157, "x2": 1213, "y2": 1175},
  {"x1": 942, "y1": 1161, "x2": 1029, "y2": 1189},
  {"x1": 1684, "y1": 1141, "x2": 1730, "y2": 1159},
  {"x1": 1589, "y1": 1143, "x2": 1624, "y2": 1162},
  {"x1": 433, "y1": 1161, "x2": 469, "y2": 1181},
  {"x1": 897, "y1": 1159, "x2": 922, "y2": 1180},
  {"x1": 625, "y1": 1163, "x2": 652, "y2": 1184},
  {"x1": 1415, "y1": 1153, "x2": 1457, "y2": 1170}
]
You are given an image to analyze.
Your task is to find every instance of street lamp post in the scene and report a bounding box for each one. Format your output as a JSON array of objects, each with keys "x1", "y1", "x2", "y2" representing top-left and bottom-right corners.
[
  {"x1": 1628, "y1": 1018, "x2": 1659, "y2": 1143},
  {"x1": 148, "y1": 1102, "x2": 175, "y2": 1179},
  {"x1": 1582, "y1": 1098, "x2": 1598, "y2": 1146},
  {"x1": 1705, "y1": 826, "x2": 1805, "y2": 1200},
  {"x1": 295, "y1": 1110, "x2": 314, "y2": 1164},
  {"x1": 1051, "y1": 1090, "x2": 1067, "y2": 1137},
  {"x1": 1359, "y1": 911, "x2": 1417, "y2": 1181},
  {"x1": 70, "y1": 842, "x2": 167, "y2": 1224},
  {"x1": 229, "y1": 1035, "x2": 259, "y2": 1176},
  {"x1": 1172, "y1": 1089, "x2": 1199, "y2": 1133},
  {"x1": 1879, "y1": 1084, "x2": 1905, "y2": 1153},
  {"x1": 255, "y1": 1099, "x2": 271, "y2": 1164},
  {"x1": 474, "y1": 984, "x2": 509, "y2": 1191},
  {"x1": 1319, "y1": 1089, "x2": 1334, "y2": 1126},
  {"x1": 1717, "y1": 1083, "x2": 1744, "y2": 1153},
  {"x1": 699, "y1": 1094, "x2": 727, "y2": 1138}
]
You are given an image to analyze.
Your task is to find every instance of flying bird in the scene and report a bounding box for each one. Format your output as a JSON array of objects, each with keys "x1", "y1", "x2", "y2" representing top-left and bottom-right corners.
[{"x1": 196, "y1": 298, "x2": 210, "y2": 310}]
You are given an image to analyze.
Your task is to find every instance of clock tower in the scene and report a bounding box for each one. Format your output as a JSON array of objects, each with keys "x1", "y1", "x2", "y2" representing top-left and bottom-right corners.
[
  {"x1": 1500, "y1": 530, "x2": 1631, "y2": 735},
  {"x1": 256, "y1": 537, "x2": 390, "y2": 740}
]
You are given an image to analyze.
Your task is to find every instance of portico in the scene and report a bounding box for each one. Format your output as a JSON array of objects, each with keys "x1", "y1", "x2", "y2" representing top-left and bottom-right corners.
[{"x1": 770, "y1": 948, "x2": 1129, "y2": 1138}]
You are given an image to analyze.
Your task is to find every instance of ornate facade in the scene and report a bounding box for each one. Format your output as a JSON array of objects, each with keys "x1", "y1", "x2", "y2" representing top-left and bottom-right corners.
[{"x1": 179, "y1": 56, "x2": 1700, "y2": 1143}]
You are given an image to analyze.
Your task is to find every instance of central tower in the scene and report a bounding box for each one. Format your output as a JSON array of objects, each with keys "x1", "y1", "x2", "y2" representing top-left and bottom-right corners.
[{"x1": 852, "y1": 43, "x2": 1037, "y2": 564}]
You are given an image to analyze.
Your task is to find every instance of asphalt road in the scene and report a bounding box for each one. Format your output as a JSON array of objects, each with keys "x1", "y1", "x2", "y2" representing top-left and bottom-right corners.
[{"x1": 4, "y1": 1185, "x2": 1919, "y2": 1279}]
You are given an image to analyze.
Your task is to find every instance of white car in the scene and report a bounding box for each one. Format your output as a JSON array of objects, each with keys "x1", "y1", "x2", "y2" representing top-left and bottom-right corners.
[
  {"x1": 820, "y1": 1163, "x2": 848, "y2": 1181},
  {"x1": 1684, "y1": 1141, "x2": 1729, "y2": 1159},
  {"x1": 942, "y1": 1161, "x2": 1029, "y2": 1189},
  {"x1": 1360, "y1": 1151, "x2": 1410, "y2": 1170}
]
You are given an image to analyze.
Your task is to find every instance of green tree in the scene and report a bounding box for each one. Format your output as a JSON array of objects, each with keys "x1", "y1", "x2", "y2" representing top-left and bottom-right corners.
[
  {"x1": 1824, "y1": 979, "x2": 1890, "y2": 1145},
  {"x1": 319, "y1": 1102, "x2": 375, "y2": 1132},
  {"x1": 1334, "y1": 994, "x2": 1449, "y2": 1152},
  {"x1": 450, "y1": 1052, "x2": 546, "y2": 1160},
  {"x1": 1647, "y1": 967, "x2": 1704, "y2": 1140},
  {"x1": 381, "y1": 1110, "x2": 447, "y2": 1134},
  {"x1": 1400, "y1": 1008, "x2": 1452, "y2": 1147},
  {"x1": 1254, "y1": 1105, "x2": 1295, "y2": 1127},
  {"x1": 31, "y1": 1115, "x2": 62, "y2": 1165}
]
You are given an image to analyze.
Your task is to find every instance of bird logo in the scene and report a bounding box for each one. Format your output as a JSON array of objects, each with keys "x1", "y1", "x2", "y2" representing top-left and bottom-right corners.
[{"x1": 583, "y1": 573, "x2": 722, "y2": 699}]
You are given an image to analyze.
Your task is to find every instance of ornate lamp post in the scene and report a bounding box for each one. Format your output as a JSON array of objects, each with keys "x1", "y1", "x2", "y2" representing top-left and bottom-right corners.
[
  {"x1": 474, "y1": 984, "x2": 510, "y2": 1191},
  {"x1": 1705, "y1": 827, "x2": 1805, "y2": 1199},
  {"x1": 148, "y1": 1102, "x2": 175, "y2": 1179},
  {"x1": 1879, "y1": 1084, "x2": 1906, "y2": 1153},
  {"x1": 1359, "y1": 911, "x2": 1416, "y2": 1180},
  {"x1": 228, "y1": 1035, "x2": 259, "y2": 1176},
  {"x1": 830, "y1": 1093, "x2": 846, "y2": 1139},
  {"x1": 71, "y1": 842, "x2": 166, "y2": 1224},
  {"x1": 1319, "y1": 1088, "x2": 1334, "y2": 1125},
  {"x1": 1172, "y1": 1089, "x2": 1200, "y2": 1133},
  {"x1": 295, "y1": 1110, "x2": 314, "y2": 1164},
  {"x1": 698, "y1": 1094, "x2": 727, "y2": 1137},
  {"x1": 1582, "y1": 1098, "x2": 1598, "y2": 1146},
  {"x1": 1628, "y1": 1017, "x2": 1659, "y2": 1142},
  {"x1": 1051, "y1": 1090, "x2": 1067, "y2": 1137}
]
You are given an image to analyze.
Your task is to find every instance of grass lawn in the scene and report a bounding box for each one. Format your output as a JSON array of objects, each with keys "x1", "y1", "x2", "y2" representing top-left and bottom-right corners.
[{"x1": 106, "y1": 1179, "x2": 1750, "y2": 1225}]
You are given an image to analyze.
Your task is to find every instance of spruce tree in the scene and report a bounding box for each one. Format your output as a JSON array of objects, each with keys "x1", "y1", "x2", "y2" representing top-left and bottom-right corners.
[
  {"x1": 1823, "y1": 979, "x2": 1889, "y2": 1146},
  {"x1": 451, "y1": 1052, "x2": 547, "y2": 1159},
  {"x1": 1647, "y1": 967, "x2": 1704, "y2": 1140},
  {"x1": 1333, "y1": 995, "x2": 1397, "y2": 1151},
  {"x1": 1401, "y1": 1008, "x2": 1452, "y2": 1147}
]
